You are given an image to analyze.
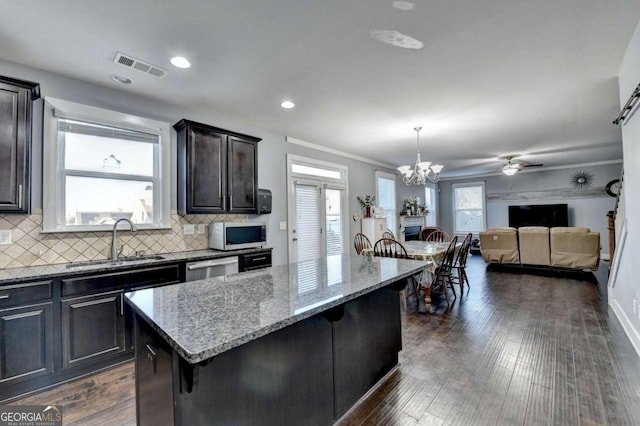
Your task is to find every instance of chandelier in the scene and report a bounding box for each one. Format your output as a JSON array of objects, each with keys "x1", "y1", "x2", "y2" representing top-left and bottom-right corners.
[{"x1": 397, "y1": 127, "x2": 443, "y2": 185}]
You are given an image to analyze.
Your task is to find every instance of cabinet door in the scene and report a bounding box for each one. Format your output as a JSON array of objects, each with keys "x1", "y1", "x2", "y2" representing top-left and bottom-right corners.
[
  {"x1": 188, "y1": 126, "x2": 227, "y2": 213},
  {"x1": 0, "y1": 302, "x2": 53, "y2": 384},
  {"x1": 61, "y1": 291, "x2": 126, "y2": 369},
  {"x1": 0, "y1": 82, "x2": 30, "y2": 213},
  {"x1": 227, "y1": 135, "x2": 258, "y2": 213}
]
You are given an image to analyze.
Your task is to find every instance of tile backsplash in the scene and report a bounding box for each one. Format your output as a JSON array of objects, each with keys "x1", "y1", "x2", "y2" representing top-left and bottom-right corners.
[{"x1": 0, "y1": 210, "x2": 247, "y2": 269}]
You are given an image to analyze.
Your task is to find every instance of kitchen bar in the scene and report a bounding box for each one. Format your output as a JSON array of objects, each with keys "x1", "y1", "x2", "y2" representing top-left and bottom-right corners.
[{"x1": 125, "y1": 254, "x2": 426, "y2": 425}]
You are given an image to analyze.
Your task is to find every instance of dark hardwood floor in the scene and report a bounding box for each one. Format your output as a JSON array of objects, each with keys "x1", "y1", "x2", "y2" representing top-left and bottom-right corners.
[{"x1": 11, "y1": 255, "x2": 640, "y2": 425}]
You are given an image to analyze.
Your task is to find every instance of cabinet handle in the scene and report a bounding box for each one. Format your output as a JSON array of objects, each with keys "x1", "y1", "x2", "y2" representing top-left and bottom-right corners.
[
  {"x1": 0, "y1": 295, "x2": 9, "y2": 300},
  {"x1": 120, "y1": 294, "x2": 124, "y2": 316},
  {"x1": 252, "y1": 256, "x2": 267, "y2": 262},
  {"x1": 18, "y1": 185, "x2": 23, "y2": 209},
  {"x1": 146, "y1": 344, "x2": 157, "y2": 373},
  {"x1": 229, "y1": 195, "x2": 233, "y2": 208}
]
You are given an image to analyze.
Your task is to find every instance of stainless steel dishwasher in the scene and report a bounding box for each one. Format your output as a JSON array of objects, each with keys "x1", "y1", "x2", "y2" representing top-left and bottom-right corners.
[{"x1": 185, "y1": 257, "x2": 239, "y2": 281}]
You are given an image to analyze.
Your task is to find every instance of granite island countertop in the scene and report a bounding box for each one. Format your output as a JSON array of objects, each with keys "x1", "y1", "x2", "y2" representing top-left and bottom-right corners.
[
  {"x1": 125, "y1": 254, "x2": 429, "y2": 364},
  {"x1": 0, "y1": 247, "x2": 271, "y2": 285}
]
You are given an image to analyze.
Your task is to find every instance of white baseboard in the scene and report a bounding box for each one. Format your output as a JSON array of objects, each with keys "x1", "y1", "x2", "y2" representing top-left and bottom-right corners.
[{"x1": 610, "y1": 299, "x2": 640, "y2": 358}]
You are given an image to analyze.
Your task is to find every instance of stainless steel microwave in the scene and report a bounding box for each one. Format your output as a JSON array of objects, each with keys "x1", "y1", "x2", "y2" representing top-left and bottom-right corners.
[{"x1": 209, "y1": 222, "x2": 267, "y2": 251}]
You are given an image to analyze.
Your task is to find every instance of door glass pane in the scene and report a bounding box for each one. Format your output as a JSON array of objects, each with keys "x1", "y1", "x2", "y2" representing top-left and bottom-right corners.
[
  {"x1": 325, "y1": 188, "x2": 344, "y2": 256},
  {"x1": 291, "y1": 164, "x2": 342, "y2": 179},
  {"x1": 295, "y1": 183, "x2": 321, "y2": 262},
  {"x1": 65, "y1": 176, "x2": 153, "y2": 226}
]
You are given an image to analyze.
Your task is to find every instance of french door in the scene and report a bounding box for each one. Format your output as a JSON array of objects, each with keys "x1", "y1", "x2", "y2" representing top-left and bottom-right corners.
[{"x1": 287, "y1": 162, "x2": 348, "y2": 264}]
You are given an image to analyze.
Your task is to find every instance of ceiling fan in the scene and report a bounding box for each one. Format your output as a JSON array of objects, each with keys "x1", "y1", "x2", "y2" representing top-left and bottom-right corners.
[{"x1": 501, "y1": 156, "x2": 544, "y2": 176}]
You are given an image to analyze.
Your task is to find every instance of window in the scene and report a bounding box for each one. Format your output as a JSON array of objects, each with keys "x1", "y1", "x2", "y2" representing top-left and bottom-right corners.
[
  {"x1": 424, "y1": 183, "x2": 437, "y2": 226},
  {"x1": 452, "y1": 182, "x2": 486, "y2": 234},
  {"x1": 43, "y1": 97, "x2": 171, "y2": 232},
  {"x1": 375, "y1": 171, "x2": 397, "y2": 234}
]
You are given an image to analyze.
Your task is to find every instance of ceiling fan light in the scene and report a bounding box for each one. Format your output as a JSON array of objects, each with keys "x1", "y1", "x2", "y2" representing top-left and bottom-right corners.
[
  {"x1": 430, "y1": 164, "x2": 443, "y2": 174},
  {"x1": 502, "y1": 167, "x2": 518, "y2": 176}
]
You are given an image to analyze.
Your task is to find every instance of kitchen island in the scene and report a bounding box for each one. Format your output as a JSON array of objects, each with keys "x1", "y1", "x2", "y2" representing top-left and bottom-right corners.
[{"x1": 125, "y1": 254, "x2": 426, "y2": 425}]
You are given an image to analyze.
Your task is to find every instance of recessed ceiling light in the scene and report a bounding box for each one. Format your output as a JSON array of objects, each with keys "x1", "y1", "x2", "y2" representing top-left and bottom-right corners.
[
  {"x1": 370, "y1": 30, "x2": 423, "y2": 49},
  {"x1": 111, "y1": 74, "x2": 133, "y2": 84},
  {"x1": 392, "y1": 1, "x2": 415, "y2": 11},
  {"x1": 281, "y1": 101, "x2": 295, "y2": 109},
  {"x1": 170, "y1": 56, "x2": 191, "y2": 69}
]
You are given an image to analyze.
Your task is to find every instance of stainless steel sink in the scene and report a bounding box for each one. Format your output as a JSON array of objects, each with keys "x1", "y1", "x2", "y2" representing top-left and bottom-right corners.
[{"x1": 66, "y1": 255, "x2": 165, "y2": 269}]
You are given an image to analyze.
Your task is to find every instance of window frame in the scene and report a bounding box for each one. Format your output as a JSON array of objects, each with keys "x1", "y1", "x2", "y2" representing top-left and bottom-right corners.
[
  {"x1": 451, "y1": 181, "x2": 487, "y2": 235},
  {"x1": 375, "y1": 171, "x2": 397, "y2": 234},
  {"x1": 42, "y1": 97, "x2": 171, "y2": 232}
]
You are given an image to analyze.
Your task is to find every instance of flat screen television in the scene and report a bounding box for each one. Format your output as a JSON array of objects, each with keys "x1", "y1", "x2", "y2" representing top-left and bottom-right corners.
[{"x1": 508, "y1": 204, "x2": 568, "y2": 228}]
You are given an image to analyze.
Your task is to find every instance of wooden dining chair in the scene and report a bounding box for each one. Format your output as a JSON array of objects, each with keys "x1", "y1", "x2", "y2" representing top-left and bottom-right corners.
[
  {"x1": 381, "y1": 230, "x2": 395, "y2": 244},
  {"x1": 382, "y1": 230, "x2": 395, "y2": 239},
  {"x1": 419, "y1": 226, "x2": 443, "y2": 241},
  {"x1": 429, "y1": 236, "x2": 458, "y2": 307},
  {"x1": 426, "y1": 229, "x2": 450, "y2": 242},
  {"x1": 373, "y1": 238, "x2": 418, "y2": 309},
  {"x1": 451, "y1": 233, "x2": 472, "y2": 295},
  {"x1": 354, "y1": 233, "x2": 372, "y2": 255}
]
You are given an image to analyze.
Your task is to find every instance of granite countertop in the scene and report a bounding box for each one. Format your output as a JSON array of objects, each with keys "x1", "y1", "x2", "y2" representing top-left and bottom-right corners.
[
  {"x1": 0, "y1": 247, "x2": 272, "y2": 285},
  {"x1": 125, "y1": 254, "x2": 429, "y2": 364}
]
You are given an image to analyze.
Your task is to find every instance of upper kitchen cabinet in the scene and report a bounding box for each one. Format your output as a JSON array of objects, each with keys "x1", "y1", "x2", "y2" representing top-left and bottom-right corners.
[
  {"x1": 174, "y1": 120, "x2": 260, "y2": 215},
  {"x1": 0, "y1": 76, "x2": 40, "y2": 214}
]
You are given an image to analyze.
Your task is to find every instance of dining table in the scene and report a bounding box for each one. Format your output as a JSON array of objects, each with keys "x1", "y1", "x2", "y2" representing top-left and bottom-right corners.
[{"x1": 362, "y1": 240, "x2": 459, "y2": 312}]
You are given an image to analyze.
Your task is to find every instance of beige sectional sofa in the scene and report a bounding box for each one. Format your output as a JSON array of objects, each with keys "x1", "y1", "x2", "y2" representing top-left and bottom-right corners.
[{"x1": 480, "y1": 226, "x2": 600, "y2": 270}]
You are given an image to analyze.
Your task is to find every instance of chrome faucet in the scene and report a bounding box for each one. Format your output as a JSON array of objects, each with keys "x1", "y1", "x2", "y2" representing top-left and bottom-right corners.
[{"x1": 111, "y1": 218, "x2": 137, "y2": 260}]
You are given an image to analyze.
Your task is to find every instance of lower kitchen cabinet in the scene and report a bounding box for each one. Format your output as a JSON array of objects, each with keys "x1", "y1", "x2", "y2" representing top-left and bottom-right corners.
[
  {"x1": 61, "y1": 291, "x2": 126, "y2": 369},
  {"x1": 238, "y1": 249, "x2": 272, "y2": 272},
  {"x1": 0, "y1": 302, "x2": 54, "y2": 385}
]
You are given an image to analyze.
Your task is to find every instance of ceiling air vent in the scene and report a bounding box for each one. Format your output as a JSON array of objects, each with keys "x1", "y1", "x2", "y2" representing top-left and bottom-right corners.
[{"x1": 113, "y1": 52, "x2": 167, "y2": 78}]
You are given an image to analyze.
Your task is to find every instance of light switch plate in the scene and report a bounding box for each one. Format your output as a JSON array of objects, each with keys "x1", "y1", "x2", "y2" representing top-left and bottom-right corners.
[
  {"x1": 183, "y1": 224, "x2": 195, "y2": 235},
  {"x1": 279, "y1": 221, "x2": 287, "y2": 230},
  {"x1": 197, "y1": 224, "x2": 206, "y2": 234},
  {"x1": 0, "y1": 230, "x2": 11, "y2": 245}
]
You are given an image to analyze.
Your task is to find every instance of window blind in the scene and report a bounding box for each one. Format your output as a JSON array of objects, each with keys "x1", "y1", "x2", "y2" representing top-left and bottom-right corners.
[{"x1": 295, "y1": 182, "x2": 321, "y2": 263}]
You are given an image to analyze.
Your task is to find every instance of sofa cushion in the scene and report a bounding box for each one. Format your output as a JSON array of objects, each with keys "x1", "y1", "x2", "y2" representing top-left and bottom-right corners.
[
  {"x1": 479, "y1": 227, "x2": 520, "y2": 264},
  {"x1": 550, "y1": 228, "x2": 600, "y2": 269},
  {"x1": 518, "y1": 226, "x2": 550, "y2": 266}
]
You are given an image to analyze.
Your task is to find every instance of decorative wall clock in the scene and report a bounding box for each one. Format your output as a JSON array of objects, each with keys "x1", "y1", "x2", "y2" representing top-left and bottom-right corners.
[{"x1": 605, "y1": 179, "x2": 622, "y2": 197}]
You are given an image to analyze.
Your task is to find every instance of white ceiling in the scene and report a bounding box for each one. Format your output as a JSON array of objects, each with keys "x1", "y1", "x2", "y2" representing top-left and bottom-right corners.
[{"x1": 1, "y1": 0, "x2": 639, "y2": 177}]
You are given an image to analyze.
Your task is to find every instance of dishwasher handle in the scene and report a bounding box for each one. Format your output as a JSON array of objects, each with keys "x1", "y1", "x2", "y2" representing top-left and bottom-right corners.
[{"x1": 187, "y1": 258, "x2": 239, "y2": 271}]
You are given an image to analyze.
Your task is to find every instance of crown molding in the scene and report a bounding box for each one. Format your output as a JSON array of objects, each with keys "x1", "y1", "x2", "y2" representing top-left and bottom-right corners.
[{"x1": 286, "y1": 136, "x2": 397, "y2": 170}]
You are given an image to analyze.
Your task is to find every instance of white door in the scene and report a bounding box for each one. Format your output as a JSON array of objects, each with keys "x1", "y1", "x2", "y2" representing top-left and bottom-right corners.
[{"x1": 287, "y1": 155, "x2": 349, "y2": 264}]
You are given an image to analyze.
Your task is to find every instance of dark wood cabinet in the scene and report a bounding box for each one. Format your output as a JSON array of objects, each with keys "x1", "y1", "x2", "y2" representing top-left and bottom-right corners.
[
  {"x1": 174, "y1": 119, "x2": 260, "y2": 215},
  {"x1": 0, "y1": 75, "x2": 40, "y2": 214},
  {"x1": 61, "y1": 291, "x2": 126, "y2": 369},
  {"x1": 238, "y1": 249, "x2": 272, "y2": 272},
  {"x1": 0, "y1": 302, "x2": 53, "y2": 385}
]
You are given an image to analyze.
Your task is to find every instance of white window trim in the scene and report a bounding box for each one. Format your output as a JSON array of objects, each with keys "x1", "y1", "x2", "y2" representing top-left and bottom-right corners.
[
  {"x1": 452, "y1": 181, "x2": 487, "y2": 235},
  {"x1": 42, "y1": 97, "x2": 171, "y2": 232}
]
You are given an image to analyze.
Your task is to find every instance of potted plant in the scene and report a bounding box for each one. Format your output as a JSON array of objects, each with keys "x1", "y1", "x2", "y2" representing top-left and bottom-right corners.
[{"x1": 357, "y1": 195, "x2": 376, "y2": 218}]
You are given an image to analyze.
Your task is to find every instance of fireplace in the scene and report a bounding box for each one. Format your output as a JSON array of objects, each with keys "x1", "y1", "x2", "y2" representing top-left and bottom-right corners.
[{"x1": 405, "y1": 225, "x2": 421, "y2": 241}]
